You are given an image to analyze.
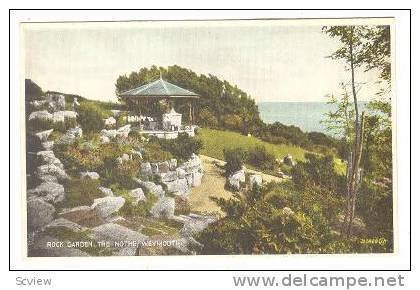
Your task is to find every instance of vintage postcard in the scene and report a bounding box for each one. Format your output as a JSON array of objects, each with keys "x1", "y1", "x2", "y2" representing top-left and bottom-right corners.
[{"x1": 22, "y1": 17, "x2": 396, "y2": 258}]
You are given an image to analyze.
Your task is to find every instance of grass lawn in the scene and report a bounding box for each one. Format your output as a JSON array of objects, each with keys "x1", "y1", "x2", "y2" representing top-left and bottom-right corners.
[
  {"x1": 197, "y1": 127, "x2": 308, "y2": 162},
  {"x1": 197, "y1": 127, "x2": 347, "y2": 175}
]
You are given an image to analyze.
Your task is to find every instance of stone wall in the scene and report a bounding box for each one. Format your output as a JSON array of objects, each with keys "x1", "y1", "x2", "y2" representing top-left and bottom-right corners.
[{"x1": 140, "y1": 153, "x2": 203, "y2": 197}]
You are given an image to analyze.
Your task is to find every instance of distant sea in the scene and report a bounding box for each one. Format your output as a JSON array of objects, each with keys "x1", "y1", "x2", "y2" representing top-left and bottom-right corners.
[{"x1": 258, "y1": 102, "x2": 367, "y2": 134}]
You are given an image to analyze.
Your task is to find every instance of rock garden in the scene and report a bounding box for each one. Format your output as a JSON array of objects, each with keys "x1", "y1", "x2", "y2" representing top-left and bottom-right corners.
[{"x1": 26, "y1": 93, "x2": 216, "y2": 256}]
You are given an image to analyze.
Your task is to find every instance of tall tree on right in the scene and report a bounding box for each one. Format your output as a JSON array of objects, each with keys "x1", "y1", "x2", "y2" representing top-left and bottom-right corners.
[{"x1": 323, "y1": 25, "x2": 391, "y2": 238}]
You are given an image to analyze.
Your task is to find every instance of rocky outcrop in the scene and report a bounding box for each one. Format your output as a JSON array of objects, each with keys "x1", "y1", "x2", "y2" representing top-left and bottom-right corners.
[
  {"x1": 56, "y1": 127, "x2": 83, "y2": 145},
  {"x1": 90, "y1": 223, "x2": 147, "y2": 256},
  {"x1": 27, "y1": 198, "x2": 55, "y2": 231},
  {"x1": 140, "y1": 162, "x2": 152, "y2": 176},
  {"x1": 35, "y1": 129, "x2": 54, "y2": 142},
  {"x1": 29, "y1": 110, "x2": 77, "y2": 123},
  {"x1": 134, "y1": 179, "x2": 165, "y2": 198},
  {"x1": 100, "y1": 129, "x2": 117, "y2": 139},
  {"x1": 249, "y1": 174, "x2": 263, "y2": 188},
  {"x1": 98, "y1": 187, "x2": 114, "y2": 197},
  {"x1": 116, "y1": 124, "x2": 131, "y2": 138},
  {"x1": 45, "y1": 218, "x2": 85, "y2": 232},
  {"x1": 150, "y1": 197, "x2": 175, "y2": 218},
  {"x1": 37, "y1": 163, "x2": 69, "y2": 181},
  {"x1": 104, "y1": 116, "x2": 116, "y2": 127},
  {"x1": 41, "y1": 141, "x2": 54, "y2": 151},
  {"x1": 91, "y1": 196, "x2": 125, "y2": 219},
  {"x1": 130, "y1": 188, "x2": 146, "y2": 203},
  {"x1": 58, "y1": 206, "x2": 105, "y2": 228},
  {"x1": 27, "y1": 181, "x2": 65, "y2": 203},
  {"x1": 228, "y1": 169, "x2": 245, "y2": 190},
  {"x1": 140, "y1": 154, "x2": 204, "y2": 196},
  {"x1": 178, "y1": 213, "x2": 218, "y2": 238},
  {"x1": 37, "y1": 150, "x2": 63, "y2": 168}
]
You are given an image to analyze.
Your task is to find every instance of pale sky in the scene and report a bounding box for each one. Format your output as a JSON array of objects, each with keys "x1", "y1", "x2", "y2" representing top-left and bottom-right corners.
[{"x1": 23, "y1": 20, "x2": 383, "y2": 103}]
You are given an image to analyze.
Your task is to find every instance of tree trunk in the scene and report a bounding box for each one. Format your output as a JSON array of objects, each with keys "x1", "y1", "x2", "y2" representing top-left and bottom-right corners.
[{"x1": 343, "y1": 27, "x2": 365, "y2": 238}]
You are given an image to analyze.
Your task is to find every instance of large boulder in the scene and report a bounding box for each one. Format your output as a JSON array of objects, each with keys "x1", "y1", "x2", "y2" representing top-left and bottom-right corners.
[
  {"x1": 36, "y1": 164, "x2": 68, "y2": 181},
  {"x1": 100, "y1": 129, "x2": 117, "y2": 139},
  {"x1": 27, "y1": 182, "x2": 65, "y2": 203},
  {"x1": 176, "y1": 168, "x2": 186, "y2": 179},
  {"x1": 163, "y1": 178, "x2": 189, "y2": 195},
  {"x1": 179, "y1": 213, "x2": 218, "y2": 238},
  {"x1": 104, "y1": 116, "x2": 116, "y2": 127},
  {"x1": 27, "y1": 198, "x2": 55, "y2": 231},
  {"x1": 28, "y1": 110, "x2": 51, "y2": 121},
  {"x1": 180, "y1": 153, "x2": 202, "y2": 173},
  {"x1": 91, "y1": 196, "x2": 125, "y2": 219},
  {"x1": 90, "y1": 223, "x2": 147, "y2": 256},
  {"x1": 169, "y1": 158, "x2": 177, "y2": 170},
  {"x1": 150, "y1": 197, "x2": 175, "y2": 218},
  {"x1": 58, "y1": 206, "x2": 104, "y2": 227},
  {"x1": 159, "y1": 171, "x2": 178, "y2": 183},
  {"x1": 45, "y1": 218, "x2": 85, "y2": 232},
  {"x1": 191, "y1": 172, "x2": 203, "y2": 187},
  {"x1": 98, "y1": 186, "x2": 114, "y2": 197},
  {"x1": 51, "y1": 111, "x2": 77, "y2": 123},
  {"x1": 57, "y1": 127, "x2": 83, "y2": 145},
  {"x1": 41, "y1": 141, "x2": 54, "y2": 151},
  {"x1": 29, "y1": 100, "x2": 47, "y2": 110},
  {"x1": 134, "y1": 179, "x2": 165, "y2": 197},
  {"x1": 100, "y1": 135, "x2": 110, "y2": 144},
  {"x1": 228, "y1": 169, "x2": 245, "y2": 190},
  {"x1": 116, "y1": 124, "x2": 131, "y2": 138},
  {"x1": 37, "y1": 174, "x2": 58, "y2": 183},
  {"x1": 130, "y1": 188, "x2": 146, "y2": 204},
  {"x1": 140, "y1": 162, "x2": 152, "y2": 176},
  {"x1": 249, "y1": 174, "x2": 263, "y2": 188},
  {"x1": 35, "y1": 129, "x2": 54, "y2": 142},
  {"x1": 36, "y1": 151, "x2": 63, "y2": 168},
  {"x1": 157, "y1": 161, "x2": 170, "y2": 173}
]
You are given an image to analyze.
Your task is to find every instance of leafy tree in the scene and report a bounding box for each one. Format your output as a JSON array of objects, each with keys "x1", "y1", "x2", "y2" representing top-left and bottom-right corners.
[
  {"x1": 115, "y1": 65, "x2": 261, "y2": 134},
  {"x1": 323, "y1": 25, "x2": 392, "y2": 238},
  {"x1": 76, "y1": 101, "x2": 111, "y2": 134}
]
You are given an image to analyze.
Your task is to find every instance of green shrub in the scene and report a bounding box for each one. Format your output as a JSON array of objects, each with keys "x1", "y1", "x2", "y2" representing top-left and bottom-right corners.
[
  {"x1": 221, "y1": 114, "x2": 243, "y2": 131},
  {"x1": 58, "y1": 138, "x2": 133, "y2": 174},
  {"x1": 77, "y1": 101, "x2": 110, "y2": 134},
  {"x1": 103, "y1": 159, "x2": 140, "y2": 188},
  {"x1": 291, "y1": 153, "x2": 346, "y2": 194},
  {"x1": 198, "y1": 108, "x2": 218, "y2": 128},
  {"x1": 113, "y1": 186, "x2": 158, "y2": 217},
  {"x1": 247, "y1": 146, "x2": 276, "y2": 171},
  {"x1": 59, "y1": 178, "x2": 103, "y2": 208},
  {"x1": 116, "y1": 113, "x2": 128, "y2": 128},
  {"x1": 223, "y1": 147, "x2": 247, "y2": 176},
  {"x1": 158, "y1": 133, "x2": 203, "y2": 161},
  {"x1": 142, "y1": 142, "x2": 173, "y2": 162}
]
